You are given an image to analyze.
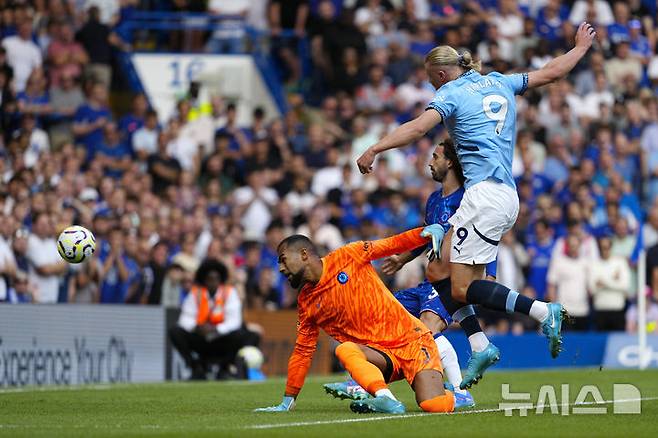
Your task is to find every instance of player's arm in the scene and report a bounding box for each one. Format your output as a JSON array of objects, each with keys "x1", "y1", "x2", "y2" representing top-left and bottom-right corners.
[
  {"x1": 355, "y1": 227, "x2": 434, "y2": 263},
  {"x1": 382, "y1": 248, "x2": 423, "y2": 275},
  {"x1": 527, "y1": 22, "x2": 595, "y2": 89},
  {"x1": 357, "y1": 110, "x2": 442, "y2": 173},
  {"x1": 254, "y1": 314, "x2": 319, "y2": 412}
]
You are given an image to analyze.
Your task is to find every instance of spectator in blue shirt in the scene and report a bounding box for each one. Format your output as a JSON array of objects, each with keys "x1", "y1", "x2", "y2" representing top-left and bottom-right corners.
[
  {"x1": 16, "y1": 68, "x2": 51, "y2": 124},
  {"x1": 7, "y1": 270, "x2": 33, "y2": 303},
  {"x1": 98, "y1": 227, "x2": 139, "y2": 303},
  {"x1": 72, "y1": 81, "x2": 111, "y2": 162},
  {"x1": 409, "y1": 21, "x2": 436, "y2": 58},
  {"x1": 96, "y1": 122, "x2": 132, "y2": 179},
  {"x1": 260, "y1": 220, "x2": 286, "y2": 306},
  {"x1": 377, "y1": 191, "x2": 421, "y2": 233},
  {"x1": 535, "y1": 0, "x2": 569, "y2": 48},
  {"x1": 526, "y1": 220, "x2": 556, "y2": 301},
  {"x1": 607, "y1": 2, "x2": 631, "y2": 45},
  {"x1": 118, "y1": 93, "x2": 148, "y2": 146},
  {"x1": 628, "y1": 19, "x2": 651, "y2": 62}
]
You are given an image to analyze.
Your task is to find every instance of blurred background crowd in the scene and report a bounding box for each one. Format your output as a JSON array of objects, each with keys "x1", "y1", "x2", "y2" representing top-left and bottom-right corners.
[{"x1": 1, "y1": 0, "x2": 658, "y2": 336}]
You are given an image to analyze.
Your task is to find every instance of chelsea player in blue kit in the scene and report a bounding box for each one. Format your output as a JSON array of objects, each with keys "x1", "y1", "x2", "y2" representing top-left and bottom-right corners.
[
  {"x1": 325, "y1": 140, "x2": 496, "y2": 407},
  {"x1": 358, "y1": 23, "x2": 597, "y2": 369}
]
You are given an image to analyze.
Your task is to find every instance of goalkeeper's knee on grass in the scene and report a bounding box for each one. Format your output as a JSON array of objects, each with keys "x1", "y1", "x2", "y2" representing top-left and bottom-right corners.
[{"x1": 419, "y1": 391, "x2": 455, "y2": 413}]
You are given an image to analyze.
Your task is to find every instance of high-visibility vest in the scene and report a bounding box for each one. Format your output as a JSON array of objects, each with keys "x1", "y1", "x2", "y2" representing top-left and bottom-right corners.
[{"x1": 191, "y1": 284, "x2": 233, "y2": 326}]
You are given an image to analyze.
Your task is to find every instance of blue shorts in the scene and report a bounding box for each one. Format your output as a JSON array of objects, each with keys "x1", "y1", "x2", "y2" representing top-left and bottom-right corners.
[{"x1": 394, "y1": 280, "x2": 453, "y2": 326}]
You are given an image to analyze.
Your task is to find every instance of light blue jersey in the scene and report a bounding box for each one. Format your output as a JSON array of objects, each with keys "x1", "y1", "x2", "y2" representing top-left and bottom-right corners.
[{"x1": 427, "y1": 70, "x2": 528, "y2": 190}]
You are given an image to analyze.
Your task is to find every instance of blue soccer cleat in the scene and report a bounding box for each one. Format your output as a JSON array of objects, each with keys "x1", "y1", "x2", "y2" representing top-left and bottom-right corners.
[
  {"x1": 454, "y1": 391, "x2": 475, "y2": 410},
  {"x1": 350, "y1": 395, "x2": 406, "y2": 414},
  {"x1": 324, "y1": 378, "x2": 370, "y2": 401},
  {"x1": 460, "y1": 343, "x2": 500, "y2": 390},
  {"x1": 444, "y1": 383, "x2": 475, "y2": 409},
  {"x1": 541, "y1": 303, "x2": 569, "y2": 358}
]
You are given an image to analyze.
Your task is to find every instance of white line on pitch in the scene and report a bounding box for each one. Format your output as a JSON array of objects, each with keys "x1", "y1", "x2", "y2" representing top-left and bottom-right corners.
[{"x1": 245, "y1": 396, "x2": 658, "y2": 430}]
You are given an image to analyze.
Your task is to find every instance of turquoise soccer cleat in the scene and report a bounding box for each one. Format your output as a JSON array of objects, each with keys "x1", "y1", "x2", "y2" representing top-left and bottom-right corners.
[
  {"x1": 541, "y1": 302, "x2": 569, "y2": 358},
  {"x1": 459, "y1": 343, "x2": 500, "y2": 390},
  {"x1": 324, "y1": 378, "x2": 371, "y2": 400},
  {"x1": 350, "y1": 395, "x2": 406, "y2": 414}
]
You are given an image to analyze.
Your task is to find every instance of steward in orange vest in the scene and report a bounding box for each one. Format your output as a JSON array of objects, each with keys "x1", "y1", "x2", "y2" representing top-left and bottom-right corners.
[{"x1": 169, "y1": 258, "x2": 260, "y2": 380}]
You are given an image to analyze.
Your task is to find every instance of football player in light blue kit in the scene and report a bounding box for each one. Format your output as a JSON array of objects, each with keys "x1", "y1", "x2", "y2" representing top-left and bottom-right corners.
[{"x1": 357, "y1": 23, "x2": 597, "y2": 380}]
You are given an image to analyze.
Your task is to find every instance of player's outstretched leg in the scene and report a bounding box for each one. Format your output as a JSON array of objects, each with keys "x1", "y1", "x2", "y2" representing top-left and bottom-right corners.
[
  {"x1": 433, "y1": 278, "x2": 500, "y2": 388},
  {"x1": 464, "y1": 279, "x2": 567, "y2": 359},
  {"x1": 335, "y1": 342, "x2": 406, "y2": 414},
  {"x1": 451, "y1": 262, "x2": 568, "y2": 359}
]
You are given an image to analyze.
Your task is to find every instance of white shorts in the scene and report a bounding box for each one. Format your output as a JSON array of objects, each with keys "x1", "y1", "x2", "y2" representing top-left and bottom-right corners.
[{"x1": 448, "y1": 180, "x2": 519, "y2": 265}]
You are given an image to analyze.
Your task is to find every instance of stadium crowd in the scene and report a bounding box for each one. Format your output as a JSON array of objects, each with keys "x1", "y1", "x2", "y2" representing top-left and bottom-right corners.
[{"x1": 1, "y1": 0, "x2": 658, "y2": 335}]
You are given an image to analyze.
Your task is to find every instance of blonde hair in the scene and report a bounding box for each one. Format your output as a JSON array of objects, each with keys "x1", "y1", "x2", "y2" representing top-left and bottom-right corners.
[{"x1": 424, "y1": 46, "x2": 481, "y2": 72}]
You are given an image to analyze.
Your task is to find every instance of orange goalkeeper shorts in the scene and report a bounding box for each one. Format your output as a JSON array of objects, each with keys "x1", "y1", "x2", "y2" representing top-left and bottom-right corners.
[{"x1": 369, "y1": 332, "x2": 443, "y2": 386}]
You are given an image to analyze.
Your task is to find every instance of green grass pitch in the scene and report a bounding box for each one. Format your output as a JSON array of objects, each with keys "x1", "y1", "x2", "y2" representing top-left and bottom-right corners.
[{"x1": 1, "y1": 369, "x2": 657, "y2": 437}]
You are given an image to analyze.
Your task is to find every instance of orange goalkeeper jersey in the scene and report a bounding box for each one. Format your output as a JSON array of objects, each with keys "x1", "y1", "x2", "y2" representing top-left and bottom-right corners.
[{"x1": 285, "y1": 227, "x2": 430, "y2": 396}]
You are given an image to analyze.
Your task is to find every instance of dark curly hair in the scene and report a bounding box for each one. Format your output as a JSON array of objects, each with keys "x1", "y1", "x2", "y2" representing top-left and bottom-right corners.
[
  {"x1": 441, "y1": 138, "x2": 465, "y2": 186},
  {"x1": 194, "y1": 258, "x2": 228, "y2": 286}
]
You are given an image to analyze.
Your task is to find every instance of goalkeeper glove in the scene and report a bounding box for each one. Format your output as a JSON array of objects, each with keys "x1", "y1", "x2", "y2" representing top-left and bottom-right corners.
[
  {"x1": 421, "y1": 224, "x2": 445, "y2": 260},
  {"x1": 253, "y1": 395, "x2": 296, "y2": 412}
]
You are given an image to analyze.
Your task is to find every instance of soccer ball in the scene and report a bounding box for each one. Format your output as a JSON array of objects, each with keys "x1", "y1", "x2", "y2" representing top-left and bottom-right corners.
[
  {"x1": 237, "y1": 346, "x2": 264, "y2": 369},
  {"x1": 57, "y1": 225, "x2": 96, "y2": 264}
]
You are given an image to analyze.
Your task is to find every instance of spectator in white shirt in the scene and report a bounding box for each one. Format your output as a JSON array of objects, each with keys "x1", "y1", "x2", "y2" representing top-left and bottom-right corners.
[
  {"x1": 133, "y1": 109, "x2": 159, "y2": 167},
  {"x1": 26, "y1": 212, "x2": 67, "y2": 303},
  {"x1": 579, "y1": 72, "x2": 615, "y2": 119},
  {"x1": 604, "y1": 41, "x2": 643, "y2": 95},
  {"x1": 285, "y1": 176, "x2": 317, "y2": 217},
  {"x1": 233, "y1": 169, "x2": 279, "y2": 241},
  {"x1": 20, "y1": 114, "x2": 50, "y2": 169},
  {"x1": 569, "y1": 0, "x2": 614, "y2": 26},
  {"x1": 311, "y1": 148, "x2": 343, "y2": 198},
  {"x1": 547, "y1": 234, "x2": 590, "y2": 330},
  {"x1": 206, "y1": 0, "x2": 249, "y2": 53},
  {"x1": 611, "y1": 217, "x2": 636, "y2": 260},
  {"x1": 296, "y1": 206, "x2": 343, "y2": 253},
  {"x1": 1, "y1": 19, "x2": 42, "y2": 93},
  {"x1": 166, "y1": 118, "x2": 199, "y2": 174},
  {"x1": 552, "y1": 220, "x2": 600, "y2": 263},
  {"x1": 394, "y1": 65, "x2": 434, "y2": 113},
  {"x1": 491, "y1": 0, "x2": 524, "y2": 42},
  {"x1": 496, "y1": 231, "x2": 529, "y2": 293},
  {"x1": 588, "y1": 236, "x2": 631, "y2": 331}
]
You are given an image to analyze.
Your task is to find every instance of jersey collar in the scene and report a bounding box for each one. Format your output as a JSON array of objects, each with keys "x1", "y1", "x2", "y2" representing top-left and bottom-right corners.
[{"x1": 458, "y1": 69, "x2": 476, "y2": 79}]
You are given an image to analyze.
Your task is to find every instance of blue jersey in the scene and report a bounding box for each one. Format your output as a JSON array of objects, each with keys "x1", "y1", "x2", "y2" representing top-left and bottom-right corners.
[
  {"x1": 425, "y1": 187, "x2": 465, "y2": 233},
  {"x1": 425, "y1": 187, "x2": 497, "y2": 277},
  {"x1": 526, "y1": 239, "x2": 555, "y2": 300},
  {"x1": 427, "y1": 70, "x2": 528, "y2": 190}
]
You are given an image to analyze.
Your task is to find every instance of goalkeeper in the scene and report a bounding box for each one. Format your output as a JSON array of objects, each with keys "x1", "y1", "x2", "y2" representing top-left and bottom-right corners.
[{"x1": 254, "y1": 225, "x2": 467, "y2": 414}]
